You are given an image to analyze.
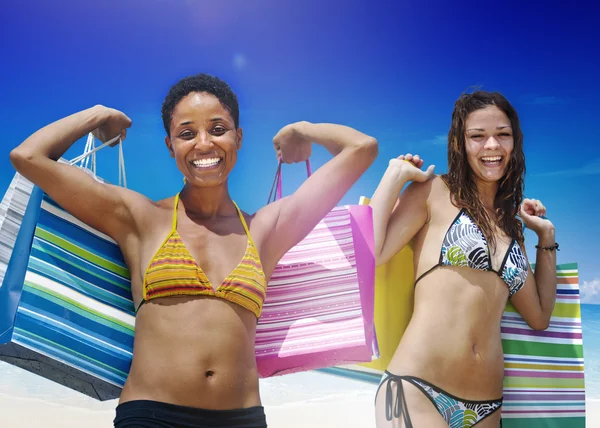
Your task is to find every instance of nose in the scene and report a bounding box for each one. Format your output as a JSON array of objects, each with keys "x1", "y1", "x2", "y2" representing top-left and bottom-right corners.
[
  {"x1": 194, "y1": 131, "x2": 214, "y2": 150},
  {"x1": 484, "y1": 136, "x2": 500, "y2": 150}
]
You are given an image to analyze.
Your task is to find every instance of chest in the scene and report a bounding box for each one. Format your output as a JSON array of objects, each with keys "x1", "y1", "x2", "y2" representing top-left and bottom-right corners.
[
  {"x1": 175, "y1": 217, "x2": 251, "y2": 287},
  {"x1": 421, "y1": 209, "x2": 516, "y2": 272}
]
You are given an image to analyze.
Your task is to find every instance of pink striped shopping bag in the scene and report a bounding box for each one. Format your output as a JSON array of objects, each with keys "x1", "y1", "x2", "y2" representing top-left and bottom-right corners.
[{"x1": 255, "y1": 161, "x2": 378, "y2": 377}]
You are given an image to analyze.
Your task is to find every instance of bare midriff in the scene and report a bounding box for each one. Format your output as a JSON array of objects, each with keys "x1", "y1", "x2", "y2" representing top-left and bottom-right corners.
[
  {"x1": 387, "y1": 266, "x2": 508, "y2": 400},
  {"x1": 120, "y1": 296, "x2": 261, "y2": 410}
]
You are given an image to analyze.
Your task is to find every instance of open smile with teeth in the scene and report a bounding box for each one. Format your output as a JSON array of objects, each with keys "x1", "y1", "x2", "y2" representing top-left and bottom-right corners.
[
  {"x1": 480, "y1": 156, "x2": 503, "y2": 166},
  {"x1": 191, "y1": 158, "x2": 222, "y2": 169}
]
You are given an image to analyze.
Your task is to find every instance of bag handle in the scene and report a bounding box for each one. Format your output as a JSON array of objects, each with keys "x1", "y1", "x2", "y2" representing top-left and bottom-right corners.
[
  {"x1": 68, "y1": 133, "x2": 127, "y2": 188},
  {"x1": 267, "y1": 159, "x2": 312, "y2": 204}
]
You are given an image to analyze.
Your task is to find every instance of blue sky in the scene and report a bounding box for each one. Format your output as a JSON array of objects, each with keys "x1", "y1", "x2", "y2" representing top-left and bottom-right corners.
[{"x1": 1, "y1": 0, "x2": 599, "y2": 300}]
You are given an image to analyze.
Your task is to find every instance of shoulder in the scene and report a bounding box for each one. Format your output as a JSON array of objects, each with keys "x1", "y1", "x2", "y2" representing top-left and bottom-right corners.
[
  {"x1": 403, "y1": 175, "x2": 444, "y2": 202},
  {"x1": 426, "y1": 175, "x2": 454, "y2": 204},
  {"x1": 414, "y1": 176, "x2": 458, "y2": 223},
  {"x1": 121, "y1": 189, "x2": 166, "y2": 216},
  {"x1": 120, "y1": 190, "x2": 174, "y2": 236}
]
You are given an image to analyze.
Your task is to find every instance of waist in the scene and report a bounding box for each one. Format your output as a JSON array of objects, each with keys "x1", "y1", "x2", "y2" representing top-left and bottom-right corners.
[
  {"x1": 389, "y1": 332, "x2": 505, "y2": 398},
  {"x1": 123, "y1": 298, "x2": 260, "y2": 408},
  {"x1": 389, "y1": 284, "x2": 507, "y2": 397}
]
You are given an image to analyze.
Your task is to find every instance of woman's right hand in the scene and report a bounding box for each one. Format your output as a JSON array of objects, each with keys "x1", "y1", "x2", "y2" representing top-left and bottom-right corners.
[
  {"x1": 92, "y1": 106, "x2": 132, "y2": 146},
  {"x1": 389, "y1": 153, "x2": 435, "y2": 183}
]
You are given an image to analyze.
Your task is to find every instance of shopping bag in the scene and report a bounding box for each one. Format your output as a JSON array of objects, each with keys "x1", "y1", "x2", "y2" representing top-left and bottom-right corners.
[
  {"x1": 0, "y1": 134, "x2": 133, "y2": 401},
  {"x1": 255, "y1": 160, "x2": 378, "y2": 377},
  {"x1": 501, "y1": 263, "x2": 586, "y2": 427}
]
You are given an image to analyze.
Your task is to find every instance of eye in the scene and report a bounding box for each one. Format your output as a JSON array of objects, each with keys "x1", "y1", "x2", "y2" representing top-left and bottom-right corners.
[
  {"x1": 470, "y1": 134, "x2": 484, "y2": 140},
  {"x1": 179, "y1": 130, "x2": 194, "y2": 139},
  {"x1": 211, "y1": 126, "x2": 227, "y2": 135},
  {"x1": 498, "y1": 132, "x2": 512, "y2": 137}
]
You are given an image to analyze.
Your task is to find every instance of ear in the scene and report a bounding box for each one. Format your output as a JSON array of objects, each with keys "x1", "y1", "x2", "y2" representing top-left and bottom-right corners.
[
  {"x1": 236, "y1": 127, "x2": 243, "y2": 151},
  {"x1": 165, "y1": 136, "x2": 175, "y2": 157}
]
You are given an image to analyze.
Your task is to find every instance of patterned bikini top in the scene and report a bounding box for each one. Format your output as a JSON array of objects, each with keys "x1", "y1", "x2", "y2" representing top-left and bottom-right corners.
[
  {"x1": 137, "y1": 193, "x2": 267, "y2": 317},
  {"x1": 415, "y1": 209, "x2": 529, "y2": 297}
]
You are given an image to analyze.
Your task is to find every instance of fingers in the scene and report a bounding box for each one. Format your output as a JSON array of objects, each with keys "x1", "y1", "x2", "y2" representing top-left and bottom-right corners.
[
  {"x1": 521, "y1": 198, "x2": 547, "y2": 217},
  {"x1": 415, "y1": 165, "x2": 436, "y2": 181},
  {"x1": 396, "y1": 153, "x2": 424, "y2": 168},
  {"x1": 425, "y1": 164, "x2": 436, "y2": 177},
  {"x1": 390, "y1": 153, "x2": 435, "y2": 182},
  {"x1": 275, "y1": 143, "x2": 311, "y2": 164},
  {"x1": 120, "y1": 113, "x2": 132, "y2": 128}
]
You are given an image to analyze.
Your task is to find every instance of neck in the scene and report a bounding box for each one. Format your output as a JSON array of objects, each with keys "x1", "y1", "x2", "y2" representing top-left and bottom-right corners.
[
  {"x1": 178, "y1": 181, "x2": 235, "y2": 220},
  {"x1": 474, "y1": 178, "x2": 499, "y2": 211}
]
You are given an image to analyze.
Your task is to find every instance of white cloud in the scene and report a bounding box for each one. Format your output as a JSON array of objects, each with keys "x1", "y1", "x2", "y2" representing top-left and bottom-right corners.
[
  {"x1": 233, "y1": 54, "x2": 247, "y2": 70},
  {"x1": 581, "y1": 278, "x2": 600, "y2": 304},
  {"x1": 535, "y1": 158, "x2": 600, "y2": 177},
  {"x1": 422, "y1": 135, "x2": 447, "y2": 146}
]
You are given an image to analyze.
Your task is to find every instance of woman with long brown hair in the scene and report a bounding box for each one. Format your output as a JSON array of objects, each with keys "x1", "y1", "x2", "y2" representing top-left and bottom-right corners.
[{"x1": 370, "y1": 90, "x2": 558, "y2": 427}]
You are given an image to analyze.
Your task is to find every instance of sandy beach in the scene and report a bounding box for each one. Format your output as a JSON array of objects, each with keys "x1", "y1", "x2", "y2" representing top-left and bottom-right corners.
[
  {"x1": 0, "y1": 365, "x2": 597, "y2": 428},
  {"x1": 0, "y1": 394, "x2": 598, "y2": 428},
  {"x1": 0, "y1": 393, "x2": 378, "y2": 428}
]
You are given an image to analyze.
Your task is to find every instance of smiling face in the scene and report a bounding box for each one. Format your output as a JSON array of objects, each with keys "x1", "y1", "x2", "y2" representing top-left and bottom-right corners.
[
  {"x1": 464, "y1": 105, "x2": 514, "y2": 185},
  {"x1": 165, "y1": 92, "x2": 243, "y2": 187}
]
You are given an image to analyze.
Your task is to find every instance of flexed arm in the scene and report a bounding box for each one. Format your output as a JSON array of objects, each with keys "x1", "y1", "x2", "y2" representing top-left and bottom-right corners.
[
  {"x1": 510, "y1": 199, "x2": 558, "y2": 330},
  {"x1": 370, "y1": 154, "x2": 435, "y2": 265},
  {"x1": 258, "y1": 121, "x2": 378, "y2": 270},
  {"x1": 9, "y1": 106, "x2": 140, "y2": 242}
]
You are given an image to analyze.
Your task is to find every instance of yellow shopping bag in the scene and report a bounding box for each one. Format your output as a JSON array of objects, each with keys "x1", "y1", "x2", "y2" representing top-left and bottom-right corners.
[{"x1": 357, "y1": 196, "x2": 415, "y2": 371}]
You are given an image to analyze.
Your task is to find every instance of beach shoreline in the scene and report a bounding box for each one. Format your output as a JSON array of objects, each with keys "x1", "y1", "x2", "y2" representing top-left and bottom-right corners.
[
  {"x1": 0, "y1": 393, "x2": 598, "y2": 428},
  {"x1": 0, "y1": 361, "x2": 597, "y2": 427}
]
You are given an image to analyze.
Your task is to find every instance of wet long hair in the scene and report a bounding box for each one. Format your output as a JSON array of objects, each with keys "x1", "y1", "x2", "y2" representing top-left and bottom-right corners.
[{"x1": 441, "y1": 90, "x2": 525, "y2": 250}]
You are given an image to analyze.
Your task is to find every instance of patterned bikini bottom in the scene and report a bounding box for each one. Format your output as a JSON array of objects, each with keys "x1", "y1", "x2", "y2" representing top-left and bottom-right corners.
[{"x1": 376, "y1": 371, "x2": 503, "y2": 428}]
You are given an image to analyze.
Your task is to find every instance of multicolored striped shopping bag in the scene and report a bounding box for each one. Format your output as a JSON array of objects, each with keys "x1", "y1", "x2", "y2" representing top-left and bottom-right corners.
[
  {"x1": 0, "y1": 134, "x2": 132, "y2": 400},
  {"x1": 501, "y1": 262, "x2": 585, "y2": 427},
  {"x1": 255, "y1": 160, "x2": 378, "y2": 377}
]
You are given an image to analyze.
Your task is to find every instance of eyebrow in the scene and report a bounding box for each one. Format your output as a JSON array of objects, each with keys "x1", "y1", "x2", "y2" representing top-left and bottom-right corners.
[
  {"x1": 177, "y1": 117, "x2": 227, "y2": 127},
  {"x1": 466, "y1": 126, "x2": 512, "y2": 132}
]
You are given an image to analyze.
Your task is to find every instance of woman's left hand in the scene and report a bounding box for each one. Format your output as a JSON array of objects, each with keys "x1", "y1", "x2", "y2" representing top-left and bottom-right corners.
[
  {"x1": 273, "y1": 122, "x2": 312, "y2": 164},
  {"x1": 520, "y1": 198, "x2": 555, "y2": 236}
]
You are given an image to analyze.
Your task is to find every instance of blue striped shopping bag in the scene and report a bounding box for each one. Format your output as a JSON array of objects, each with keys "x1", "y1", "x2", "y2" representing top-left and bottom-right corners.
[{"x1": 0, "y1": 134, "x2": 134, "y2": 400}]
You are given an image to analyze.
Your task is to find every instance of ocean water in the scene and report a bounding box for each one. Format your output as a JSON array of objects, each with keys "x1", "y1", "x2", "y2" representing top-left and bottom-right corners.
[
  {"x1": 0, "y1": 360, "x2": 377, "y2": 411},
  {"x1": 582, "y1": 303, "x2": 600, "y2": 399}
]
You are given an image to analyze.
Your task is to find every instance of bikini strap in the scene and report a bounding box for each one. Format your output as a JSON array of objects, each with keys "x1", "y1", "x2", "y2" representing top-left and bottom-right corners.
[
  {"x1": 232, "y1": 201, "x2": 251, "y2": 237},
  {"x1": 172, "y1": 193, "x2": 180, "y2": 232}
]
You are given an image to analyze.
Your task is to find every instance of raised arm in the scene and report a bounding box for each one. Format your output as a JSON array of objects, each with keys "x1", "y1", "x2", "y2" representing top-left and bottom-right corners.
[
  {"x1": 369, "y1": 154, "x2": 435, "y2": 265},
  {"x1": 258, "y1": 121, "x2": 377, "y2": 267},
  {"x1": 9, "y1": 105, "x2": 139, "y2": 242},
  {"x1": 510, "y1": 198, "x2": 557, "y2": 330}
]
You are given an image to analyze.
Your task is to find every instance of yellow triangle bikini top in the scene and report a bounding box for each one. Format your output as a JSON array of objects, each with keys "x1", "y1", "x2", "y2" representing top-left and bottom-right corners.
[{"x1": 137, "y1": 193, "x2": 267, "y2": 317}]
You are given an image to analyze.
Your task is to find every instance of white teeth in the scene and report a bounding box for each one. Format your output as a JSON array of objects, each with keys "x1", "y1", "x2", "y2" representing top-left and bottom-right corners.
[
  {"x1": 481, "y1": 156, "x2": 502, "y2": 162},
  {"x1": 192, "y1": 158, "x2": 221, "y2": 167}
]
